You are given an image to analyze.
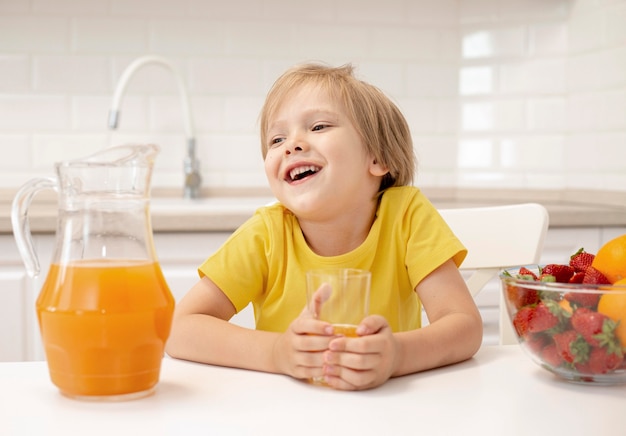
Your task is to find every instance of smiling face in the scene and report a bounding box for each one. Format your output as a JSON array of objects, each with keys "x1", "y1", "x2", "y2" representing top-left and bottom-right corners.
[{"x1": 263, "y1": 84, "x2": 387, "y2": 220}]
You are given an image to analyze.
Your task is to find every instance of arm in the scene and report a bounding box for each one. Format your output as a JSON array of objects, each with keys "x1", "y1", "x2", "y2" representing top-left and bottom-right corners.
[
  {"x1": 165, "y1": 276, "x2": 335, "y2": 379},
  {"x1": 321, "y1": 259, "x2": 483, "y2": 390}
]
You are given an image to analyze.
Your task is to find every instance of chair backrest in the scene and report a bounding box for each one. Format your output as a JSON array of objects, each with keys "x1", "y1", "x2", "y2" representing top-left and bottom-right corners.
[{"x1": 438, "y1": 203, "x2": 549, "y2": 344}]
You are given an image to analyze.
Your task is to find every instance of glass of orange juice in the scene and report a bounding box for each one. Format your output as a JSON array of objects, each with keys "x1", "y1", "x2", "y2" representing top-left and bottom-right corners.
[{"x1": 306, "y1": 268, "x2": 371, "y2": 385}]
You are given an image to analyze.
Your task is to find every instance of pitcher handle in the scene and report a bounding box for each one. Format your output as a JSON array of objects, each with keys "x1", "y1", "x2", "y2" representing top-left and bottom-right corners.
[{"x1": 11, "y1": 177, "x2": 57, "y2": 277}]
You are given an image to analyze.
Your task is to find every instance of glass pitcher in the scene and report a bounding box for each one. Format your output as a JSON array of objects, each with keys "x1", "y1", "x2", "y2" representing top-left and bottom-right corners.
[{"x1": 12, "y1": 144, "x2": 175, "y2": 401}]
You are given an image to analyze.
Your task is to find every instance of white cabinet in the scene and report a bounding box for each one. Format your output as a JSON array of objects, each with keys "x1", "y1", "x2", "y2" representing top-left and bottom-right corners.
[
  {"x1": 0, "y1": 266, "x2": 28, "y2": 361},
  {"x1": 0, "y1": 235, "x2": 36, "y2": 362}
]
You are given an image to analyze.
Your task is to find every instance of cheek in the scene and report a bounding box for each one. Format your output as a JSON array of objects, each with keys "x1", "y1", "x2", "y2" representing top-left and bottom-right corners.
[{"x1": 264, "y1": 153, "x2": 278, "y2": 176}]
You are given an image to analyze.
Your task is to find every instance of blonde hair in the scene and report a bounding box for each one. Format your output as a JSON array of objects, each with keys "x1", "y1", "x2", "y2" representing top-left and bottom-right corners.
[{"x1": 259, "y1": 63, "x2": 415, "y2": 190}]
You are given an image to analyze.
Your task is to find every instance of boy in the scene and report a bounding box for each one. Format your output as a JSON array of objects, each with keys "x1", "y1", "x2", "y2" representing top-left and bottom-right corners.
[{"x1": 166, "y1": 63, "x2": 483, "y2": 390}]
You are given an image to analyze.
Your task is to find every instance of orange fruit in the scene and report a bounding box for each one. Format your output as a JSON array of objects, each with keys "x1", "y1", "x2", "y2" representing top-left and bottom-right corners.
[
  {"x1": 591, "y1": 233, "x2": 626, "y2": 284},
  {"x1": 558, "y1": 299, "x2": 573, "y2": 314},
  {"x1": 597, "y1": 278, "x2": 626, "y2": 348}
]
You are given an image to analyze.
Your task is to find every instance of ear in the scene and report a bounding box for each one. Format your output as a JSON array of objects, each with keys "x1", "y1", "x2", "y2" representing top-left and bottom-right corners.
[{"x1": 369, "y1": 158, "x2": 389, "y2": 177}]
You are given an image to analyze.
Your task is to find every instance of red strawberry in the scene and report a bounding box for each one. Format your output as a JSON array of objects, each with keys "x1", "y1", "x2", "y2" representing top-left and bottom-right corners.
[
  {"x1": 524, "y1": 333, "x2": 549, "y2": 354},
  {"x1": 577, "y1": 347, "x2": 624, "y2": 374},
  {"x1": 506, "y1": 284, "x2": 540, "y2": 309},
  {"x1": 582, "y1": 266, "x2": 611, "y2": 285},
  {"x1": 568, "y1": 271, "x2": 585, "y2": 284},
  {"x1": 513, "y1": 306, "x2": 534, "y2": 337},
  {"x1": 541, "y1": 343, "x2": 563, "y2": 368},
  {"x1": 553, "y1": 330, "x2": 589, "y2": 364},
  {"x1": 569, "y1": 248, "x2": 595, "y2": 273},
  {"x1": 571, "y1": 307, "x2": 608, "y2": 346},
  {"x1": 541, "y1": 264, "x2": 575, "y2": 283},
  {"x1": 564, "y1": 290, "x2": 600, "y2": 308},
  {"x1": 518, "y1": 266, "x2": 538, "y2": 281},
  {"x1": 527, "y1": 302, "x2": 560, "y2": 333}
]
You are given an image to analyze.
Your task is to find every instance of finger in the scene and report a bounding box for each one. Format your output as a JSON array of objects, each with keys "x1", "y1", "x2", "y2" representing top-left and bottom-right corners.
[
  {"x1": 356, "y1": 314, "x2": 389, "y2": 336},
  {"x1": 322, "y1": 373, "x2": 357, "y2": 391},
  {"x1": 322, "y1": 367, "x2": 376, "y2": 391},
  {"x1": 294, "y1": 332, "x2": 335, "y2": 353},
  {"x1": 291, "y1": 316, "x2": 334, "y2": 337},
  {"x1": 309, "y1": 283, "x2": 332, "y2": 318},
  {"x1": 323, "y1": 347, "x2": 381, "y2": 371}
]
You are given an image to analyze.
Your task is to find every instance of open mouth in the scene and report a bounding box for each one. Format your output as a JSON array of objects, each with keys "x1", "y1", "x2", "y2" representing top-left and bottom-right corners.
[{"x1": 288, "y1": 165, "x2": 321, "y2": 182}]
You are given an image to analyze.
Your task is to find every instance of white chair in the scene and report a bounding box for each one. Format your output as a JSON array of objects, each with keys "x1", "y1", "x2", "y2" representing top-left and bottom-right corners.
[{"x1": 438, "y1": 203, "x2": 549, "y2": 345}]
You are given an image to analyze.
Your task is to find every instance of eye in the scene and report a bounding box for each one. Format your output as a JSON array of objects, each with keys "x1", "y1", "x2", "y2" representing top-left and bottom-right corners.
[
  {"x1": 270, "y1": 137, "x2": 285, "y2": 147},
  {"x1": 312, "y1": 124, "x2": 327, "y2": 132}
]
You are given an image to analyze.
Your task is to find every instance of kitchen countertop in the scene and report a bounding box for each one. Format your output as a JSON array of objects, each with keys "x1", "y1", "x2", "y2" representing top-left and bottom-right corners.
[
  {"x1": 0, "y1": 345, "x2": 623, "y2": 435},
  {"x1": 1, "y1": 186, "x2": 625, "y2": 233}
]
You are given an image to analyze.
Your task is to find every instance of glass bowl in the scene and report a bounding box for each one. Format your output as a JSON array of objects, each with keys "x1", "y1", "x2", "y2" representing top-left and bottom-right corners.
[{"x1": 501, "y1": 267, "x2": 626, "y2": 385}]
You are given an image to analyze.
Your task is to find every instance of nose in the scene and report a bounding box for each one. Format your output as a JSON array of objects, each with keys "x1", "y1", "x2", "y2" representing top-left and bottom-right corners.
[
  {"x1": 284, "y1": 134, "x2": 305, "y2": 155},
  {"x1": 285, "y1": 145, "x2": 303, "y2": 155}
]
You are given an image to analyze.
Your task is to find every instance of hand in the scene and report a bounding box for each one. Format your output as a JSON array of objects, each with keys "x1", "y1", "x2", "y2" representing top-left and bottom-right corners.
[
  {"x1": 321, "y1": 315, "x2": 399, "y2": 390},
  {"x1": 272, "y1": 284, "x2": 335, "y2": 380}
]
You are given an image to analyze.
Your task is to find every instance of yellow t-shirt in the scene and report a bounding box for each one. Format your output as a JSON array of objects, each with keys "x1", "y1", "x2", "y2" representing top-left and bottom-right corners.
[{"x1": 198, "y1": 186, "x2": 466, "y2": 332}]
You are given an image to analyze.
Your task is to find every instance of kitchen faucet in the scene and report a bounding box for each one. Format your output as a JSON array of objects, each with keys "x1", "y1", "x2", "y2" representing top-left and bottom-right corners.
[{"x1": 108, "y1": 55, "x2": 201, "y2": 199}]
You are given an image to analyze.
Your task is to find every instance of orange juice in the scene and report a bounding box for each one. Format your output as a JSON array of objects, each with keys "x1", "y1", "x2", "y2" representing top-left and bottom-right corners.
[
  {"x1": 37, "y1": 259, "x2": 174, "y2": 399},
  {"x1": 332, "y1": 324, "x2": 359, "y2": 337}
]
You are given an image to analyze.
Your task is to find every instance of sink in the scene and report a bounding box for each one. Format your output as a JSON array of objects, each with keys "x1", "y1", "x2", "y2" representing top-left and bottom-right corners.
[{"x1": 149, "y1": 196, "x2": 277, "y2": 215}]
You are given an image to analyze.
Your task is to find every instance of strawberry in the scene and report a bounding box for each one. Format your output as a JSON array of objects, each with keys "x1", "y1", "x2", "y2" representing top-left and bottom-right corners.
[
  {"x1": 577, "y1": 347, "x2": 624, "y2": 374},
  {"x1": 553, "y1": 330, "x2": 589, "y2": 364},
  {"x1": 571, "y1": 307, "x2": 608, "y2": 346},
  {"x1": 513, "y1": 306, "x2": 534, "y2": 337},
  {"x1": 506, "y1": 284, "x2": 540, "y2": 309},
  {"x1": 524, "y1": 333, "x2": 549, "y2": 354},
  {"x1": 564, "y1": 290, "x2": 600, "y2": 308},
  {"x1": 527, "y1": 302, "x2": 560, "y2": 333},
  {"x1": 568, "y1": 271, "x2": 585, "y2": 284},
  {"x1": 540, "y1": 343, "x2": 563, "y2": 368},
  {"x1": 541, "y1": 264, "x2": 575, "y2": 283},
  {"x1": 569, "y1": 248, "x2": 595, "y2": 273},
  {"x1": 518, "y1": 266, "x2": 538, "y2": 281},
  {"x1": 582, "y1": 266, "x2": 611, "y2": 284}
]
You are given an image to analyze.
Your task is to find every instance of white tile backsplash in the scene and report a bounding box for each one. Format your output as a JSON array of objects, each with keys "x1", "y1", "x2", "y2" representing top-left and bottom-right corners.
[
  {"x1": 528, "y1": 22, "x2": 569, "y2": 56},
  {"x1": 0, "y1": 16, "x2": 68, "y2": 52},
  {"x1": 0, "y1": 0, "x2": 624, "y2": 192},
  {"x1": 568, "y1": 8, "x2": 605, "y2": 53},
  {"x1": 0, "y1": 96, "x2": 69, "y2": 131},
  {"x1": 606, "y1": 3, "x2": 626, "y2": 45},
  {"x1": 0, "y1": 136, "x2": 31, "y2": 169},
  {"x1": 151, "y1": 20, "x2": 223, "y2": 56},
  {"x1": 32, "y1": 135, "x2": 107, "y2": 168},
  {"x1": 407, "y1": 64, "x2": 459, "y2": 97},
  {"x1": 73, "y1": 18, "x2": 147, "y2": 53},
  {"x1": 603, "y1": 88, "x2": 626, "y2": 130},
  {"x1": 33, "y1": 0, "x2": 110, "y2": 15},
  {"x1": 462, "y1": 102, "x2": 494, "y2": 131},
  {"x1": 189, "y1": 58, "x2": 263, "y2": 95},
  {"x1": 337, "y1": 0, "x2": 407, "y2": 25},
  {"x1": 407, "y1": 0, "x2": 459, "y2": 26},
  {"x1": 34, "y1": 56, "x2": 110, "y2": 92},
  {"x1": 459, "y1": 66, "x2": 494, "y2": 95},
  {"x1": 0, "y1": 55, "x2": 31, "y2": 92}
]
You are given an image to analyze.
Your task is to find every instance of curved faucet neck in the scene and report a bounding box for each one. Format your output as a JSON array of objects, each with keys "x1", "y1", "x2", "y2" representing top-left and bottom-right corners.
[
  {"x1": 108, "y1": 55, "x2": 195, "y2": 141},
  {"x1": 109, "y1": 55, "x2": 201, "y2": 199}
]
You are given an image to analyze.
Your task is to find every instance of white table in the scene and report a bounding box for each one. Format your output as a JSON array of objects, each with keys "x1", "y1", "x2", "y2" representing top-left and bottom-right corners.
[{"x1": 0, "y1": 346, "x2": 622, "y2": 436}]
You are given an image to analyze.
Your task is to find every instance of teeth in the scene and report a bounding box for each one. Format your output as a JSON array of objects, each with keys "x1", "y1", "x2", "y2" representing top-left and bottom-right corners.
[{"x1": 289, "y1": 165, "x2": 319, "y2": 181}]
